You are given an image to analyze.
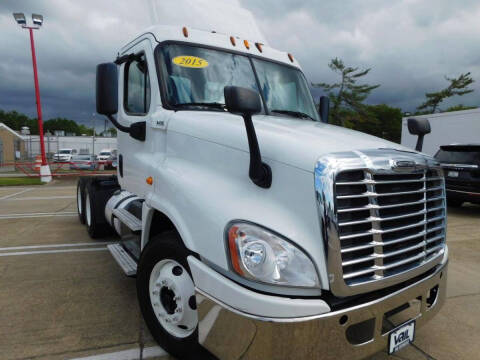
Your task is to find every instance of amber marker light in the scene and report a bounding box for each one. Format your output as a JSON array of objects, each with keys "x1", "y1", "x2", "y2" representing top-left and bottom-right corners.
[
  {"x1": 146, "y1": 176, "x2": 153, "y2": 185},
  {"x1": 288, "y1": 53, "x2": 294, "y2": 62},
  {"x1": 243, "y1": 39, "x2": 250, "y2": 49},
  {"x1": 255, "y1": 42, "x2": 263, "y2": 52},
  {"x1": 182, "y1": 26, "x2": 188, "y2": 37},
  {"x1": 230, "y1": 36, "x2": 236, "y2": 46},
  {"x1": 228, "y1": 226, "x2": 244, "y2": 275}
]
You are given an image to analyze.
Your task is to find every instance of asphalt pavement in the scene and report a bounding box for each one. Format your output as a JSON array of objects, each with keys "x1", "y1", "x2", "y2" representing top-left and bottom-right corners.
[{"x1": 0, "y1": 180, "x2": 479, "y2": 360}]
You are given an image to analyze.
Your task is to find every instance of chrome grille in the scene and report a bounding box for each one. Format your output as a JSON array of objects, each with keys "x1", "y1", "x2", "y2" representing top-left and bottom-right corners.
[
  {"x1": 315, "y1": 150, "x2": 447, "y2": 296},
  {"x1": 336, "y1": 169, "x2": 445, "y2": 283}
]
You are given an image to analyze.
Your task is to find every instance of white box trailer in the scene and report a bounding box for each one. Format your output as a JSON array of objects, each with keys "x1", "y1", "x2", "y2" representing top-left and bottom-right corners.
[{"x1": 401, "y1": 108, "x2": 480, "y2": 155}]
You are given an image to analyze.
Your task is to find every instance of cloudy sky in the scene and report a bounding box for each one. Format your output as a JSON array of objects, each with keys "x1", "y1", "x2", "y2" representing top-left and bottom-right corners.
[{"x1": 0, "y1": 0, "x2": 479, "y2": 127}]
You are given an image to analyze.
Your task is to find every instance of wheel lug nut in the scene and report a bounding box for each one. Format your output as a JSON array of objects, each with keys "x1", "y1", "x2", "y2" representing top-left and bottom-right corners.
[{"x1": 175, "y1": 307, "x2": 182, "y2": 313}]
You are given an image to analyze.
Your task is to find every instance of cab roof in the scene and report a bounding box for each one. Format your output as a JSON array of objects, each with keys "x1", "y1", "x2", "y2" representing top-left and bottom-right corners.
[{"x1": 121, "y1": 25, "x2": 301, "y2": 69}]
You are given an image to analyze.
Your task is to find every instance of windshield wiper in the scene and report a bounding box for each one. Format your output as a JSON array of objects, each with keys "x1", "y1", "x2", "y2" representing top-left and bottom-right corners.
[
  {"x1": 271, "y1": 109, "x2": 315, "y2": 121},
  {"x1": 175, "y1": 102, "x2": 226, "y2": 111}
]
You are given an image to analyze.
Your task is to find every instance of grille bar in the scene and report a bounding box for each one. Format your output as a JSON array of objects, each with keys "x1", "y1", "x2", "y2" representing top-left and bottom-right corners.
[
  {"x1": 336, "y1": 176, "x2": 442, "y2": 186},
  {"x1": 337, "y1": 196, "x2": 443, "y2": 213},
  {"x1": 336, "y1": 186, "x2": 443, "y2": 199}
]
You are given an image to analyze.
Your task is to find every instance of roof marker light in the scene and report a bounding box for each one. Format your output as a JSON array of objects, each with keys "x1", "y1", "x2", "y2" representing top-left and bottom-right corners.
[
  {"x1": 288, "y1": 53, "x2": 294, "y2": 62},
  {"x1": 230, "y1": 36, "x2": 236, "y2": 46},
  {"x1": 244, "y1": 40, "x2": 250, "y2": 50},
  {"x1": 255, "y1": 42, "x2": 263, "y2": 52},
  {"x1": 182, "y1": 26, "x2": 188, "y2": 38},
  {"x1": 146, "y1": 176, "x2": 153, "y2": 185}
]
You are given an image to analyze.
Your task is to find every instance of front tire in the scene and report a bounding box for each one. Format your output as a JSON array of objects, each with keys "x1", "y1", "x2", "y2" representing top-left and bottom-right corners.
[{"x1": 136, "y1": 232, "x2": 207, "y2": 359}]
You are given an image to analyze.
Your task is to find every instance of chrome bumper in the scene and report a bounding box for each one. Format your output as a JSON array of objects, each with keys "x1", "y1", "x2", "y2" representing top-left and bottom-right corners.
[{"x1": 197, "y1": 262, "x2": 447, "y2": 360}]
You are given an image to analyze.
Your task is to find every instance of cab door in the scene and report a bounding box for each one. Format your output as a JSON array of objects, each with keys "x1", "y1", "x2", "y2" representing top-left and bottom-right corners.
[{"x1": 117, "y1": 37, "x2": 160, "y2": 197}]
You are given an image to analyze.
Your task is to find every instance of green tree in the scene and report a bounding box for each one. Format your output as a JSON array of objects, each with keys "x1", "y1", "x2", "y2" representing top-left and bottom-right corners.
[
  {"x1": 338, "y1": 104, "x2": 402, "y2": 143},
  {"x1": 417, "y1": 72, "x2": 474, "y2": 113},
  {"x1": 444, "y1": 104, "x2": 477, "y2": 112},
  {"x1": 313, "y1": 58, "x2": 380, "y2": 126}
]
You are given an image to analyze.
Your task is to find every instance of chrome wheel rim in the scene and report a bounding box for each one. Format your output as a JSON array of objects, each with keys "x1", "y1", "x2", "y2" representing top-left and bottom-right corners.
[
  {"x1": 149, "y1": 259, "x2": 198, "y2": 338},
  {"x1": 77, "y1": 186, "x2": 83, "y2": 216},
  {"x1": 85, "y1": 192, "x2": 91, "y2": 227}
]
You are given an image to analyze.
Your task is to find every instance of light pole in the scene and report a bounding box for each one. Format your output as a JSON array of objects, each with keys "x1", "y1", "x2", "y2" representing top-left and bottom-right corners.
[{"x1": 13, "y1": 12, "x2": 51, "y2": 182}]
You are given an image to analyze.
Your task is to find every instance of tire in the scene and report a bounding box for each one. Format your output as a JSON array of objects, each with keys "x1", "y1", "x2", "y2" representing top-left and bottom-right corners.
[
  {"x1": 77, "y1": 178, "x2": 87, "y2": 225},
  {"x1": 447, "y1": 198, "x2": 463, "y2": 207},
  {"x1": 137, "y1": 232, "x2": 213, "y2": 359},
  {"x1": 85, "y1": 177, "x2": 119, "y2": 238}
]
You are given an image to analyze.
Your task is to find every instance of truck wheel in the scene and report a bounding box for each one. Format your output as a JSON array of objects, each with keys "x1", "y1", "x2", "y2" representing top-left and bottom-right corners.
[
  {"x1": 85, "y1": 180, "x2": 113, "y2": 238},
  {"x1": 77, "y1": 178, "x2": 87, "y2": 224},
  {"x1": 137, "y1": 232, "x2": 207, "y2": 359}
]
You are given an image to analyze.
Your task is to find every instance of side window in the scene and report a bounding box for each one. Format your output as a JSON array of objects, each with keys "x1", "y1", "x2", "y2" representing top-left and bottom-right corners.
[{"x1": 124, "y1": 54, "x2": 151, "y2": 114}]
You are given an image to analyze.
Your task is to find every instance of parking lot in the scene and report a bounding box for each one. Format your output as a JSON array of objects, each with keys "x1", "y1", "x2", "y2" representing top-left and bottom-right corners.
[{"x1": 0, "y1": 179, "x2": 479, "y2": 360}]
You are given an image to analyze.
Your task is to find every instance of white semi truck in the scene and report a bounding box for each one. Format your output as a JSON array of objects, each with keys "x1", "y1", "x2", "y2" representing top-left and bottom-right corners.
[{"x1": 76, "y1": 25, "x2": 448, "y2": 359}]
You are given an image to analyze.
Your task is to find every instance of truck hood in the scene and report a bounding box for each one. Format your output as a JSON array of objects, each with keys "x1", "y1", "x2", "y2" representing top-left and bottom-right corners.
[{"x1": 169, "y1": 111, "x2": 415, "y2": 172}]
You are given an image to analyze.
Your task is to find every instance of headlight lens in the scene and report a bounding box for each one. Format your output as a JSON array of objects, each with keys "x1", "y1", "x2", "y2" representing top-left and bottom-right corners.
[{"x1": 227, "y1": 222, "x2": 320, "y2": 287}]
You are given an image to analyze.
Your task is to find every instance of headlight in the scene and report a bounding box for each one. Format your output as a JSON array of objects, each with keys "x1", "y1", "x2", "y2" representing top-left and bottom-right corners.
[{"x1": 227, "y1": 222, "x2": 320, "y2": 288}]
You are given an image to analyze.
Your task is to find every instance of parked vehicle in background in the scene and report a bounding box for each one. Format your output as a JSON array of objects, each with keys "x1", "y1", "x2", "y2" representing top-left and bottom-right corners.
[
  {"x1": 69, "y1": 154, "x2": 99, "y2": 171},
  {"x1": 76, "y1": 24, "x2": 448, "y2": 360},
  {"x1": 53, "y1": 148, "x2": 77, "y2": 162},
  {"x1": 97, "y1": 149, "x2": 117, "y2": 169},
  {"x1": 435, "y1": 144, "x2": 480, "y2": 206}
]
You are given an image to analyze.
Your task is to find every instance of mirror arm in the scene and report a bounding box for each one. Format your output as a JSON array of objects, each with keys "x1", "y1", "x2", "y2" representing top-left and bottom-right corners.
[
  {"x1": 415, "y1": 134, "x2": 425, "y2": 152},
  {"x1": 107, "y1": 114, "x2": 130, "y2": 133},
  {"x1": 242, "y1": 114, "x2": 272, "y2": 188}
]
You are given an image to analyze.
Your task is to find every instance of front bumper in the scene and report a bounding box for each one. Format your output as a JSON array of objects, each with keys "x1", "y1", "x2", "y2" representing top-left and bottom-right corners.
[{"x1": 196, "y1": 261, "x2": 447, "y2": 360}]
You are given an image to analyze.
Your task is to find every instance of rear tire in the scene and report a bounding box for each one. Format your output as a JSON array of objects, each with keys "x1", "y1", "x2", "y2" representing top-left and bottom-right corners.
[
  {"x1": 85, "y1": 176, "x2": 119, "y2": 239},
  {"x1": 77, "y1": 178, "x2": 87, "y2": 225},
  {"x1": 137, "y1": 232, "x2": 213, "y2": 359}
]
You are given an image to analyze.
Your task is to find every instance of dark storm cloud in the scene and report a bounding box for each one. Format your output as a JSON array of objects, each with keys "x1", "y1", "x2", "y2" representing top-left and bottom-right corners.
[{"x1": 0, "y1": 0, "x2": 479, "y2": 126}]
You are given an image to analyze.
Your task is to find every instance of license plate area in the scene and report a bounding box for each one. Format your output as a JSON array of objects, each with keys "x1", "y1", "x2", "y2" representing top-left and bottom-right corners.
[
  {"x1": 382, "y1": 298, "x2": 421, "y2": 334},
  {"x1": 388, "y1": 320, "x2": 415, "y2": 354},
  {"x1": 448, "y1": 171, "x2": 459, "y2": 177}
]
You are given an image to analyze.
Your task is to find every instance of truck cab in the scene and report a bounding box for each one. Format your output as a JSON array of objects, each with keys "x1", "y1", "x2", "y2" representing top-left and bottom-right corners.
[{"x1": 77, "y1": 25, "x2": 448, "y2": 359}]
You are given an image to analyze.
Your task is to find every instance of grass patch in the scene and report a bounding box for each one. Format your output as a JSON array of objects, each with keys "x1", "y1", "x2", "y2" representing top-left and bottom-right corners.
[{"x1": 0, "y1": 177, "x2": 43, "y2": 186}]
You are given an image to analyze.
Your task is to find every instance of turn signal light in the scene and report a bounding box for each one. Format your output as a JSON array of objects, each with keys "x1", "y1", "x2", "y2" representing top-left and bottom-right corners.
[
  {"x1": 146, "y1": 176, "x2": 153, "y2": 185},
  {"x1": 244, "y1": 40, "x2": 250, "y2": 49},
  {"x1": 230, "y1": 36, "x2": 236, "y2": 46}
]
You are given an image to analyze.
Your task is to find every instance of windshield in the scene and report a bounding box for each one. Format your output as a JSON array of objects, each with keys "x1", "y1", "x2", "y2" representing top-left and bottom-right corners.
[
  {"x1": 435, "y1": 149, "x2": 480, "y2": 165},
  {"x1": 59, "y1": 150, "x2": 71, "y2": 154},
  {"x1": 157, "y1": 44, "x2": 319, "y2": 121}
]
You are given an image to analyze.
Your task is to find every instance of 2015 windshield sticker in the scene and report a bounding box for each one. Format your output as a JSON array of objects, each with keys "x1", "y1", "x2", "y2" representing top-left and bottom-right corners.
[{"x1": 173, "y1": 56, "x2": 209, "y2": 68}]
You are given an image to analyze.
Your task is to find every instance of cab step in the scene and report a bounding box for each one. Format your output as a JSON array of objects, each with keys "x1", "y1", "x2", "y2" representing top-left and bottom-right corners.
[
  {"x1": 107, "y1": 243, "x2": 137, "y2": 276},
  {"x1": 112, "y1": 207, "x2": 142, "y2": 232}
]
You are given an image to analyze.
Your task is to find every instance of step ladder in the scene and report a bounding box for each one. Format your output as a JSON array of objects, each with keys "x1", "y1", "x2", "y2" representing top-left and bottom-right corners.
[
  {"x1": 112, "y1": 208, "x2": 142, "y2": 231},
  {"x1": 107, "y1": 243, "x2": 137, "y2": 276}
]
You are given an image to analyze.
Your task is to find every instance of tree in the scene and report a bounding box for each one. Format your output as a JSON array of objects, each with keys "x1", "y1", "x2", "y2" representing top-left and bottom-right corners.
[
  {"x1": 417, "y1": 72, "x2": 474, "y2": 113},
  {"x1": 313, "y1": 58, "x2": 380, "y2": 126},
  {"x1": 444, "y1": 104, "x2": 477, "y2": 112}
]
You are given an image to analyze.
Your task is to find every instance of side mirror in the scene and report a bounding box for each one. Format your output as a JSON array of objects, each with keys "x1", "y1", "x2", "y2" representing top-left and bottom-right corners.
[
  {"x1": 224, "y1": 86, "x2": 271, "y2": 189},
  {"x1": 407, "y1": 118, "x2": 431, "y2": 152},
  {"x1": 319, "y1": 96, "x2": 330, "y2": 123},
  {"x1": 96, "y1": 63, "x2": 118, "y2": 115},
  {"x1": 224, "y1": 86, "x2": 262, "y2": 115}
]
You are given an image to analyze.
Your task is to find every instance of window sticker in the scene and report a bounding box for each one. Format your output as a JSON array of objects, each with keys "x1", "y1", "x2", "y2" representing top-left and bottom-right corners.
[{"x1": 173, "y1": 56, "x2": 209, "y2": 68}]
